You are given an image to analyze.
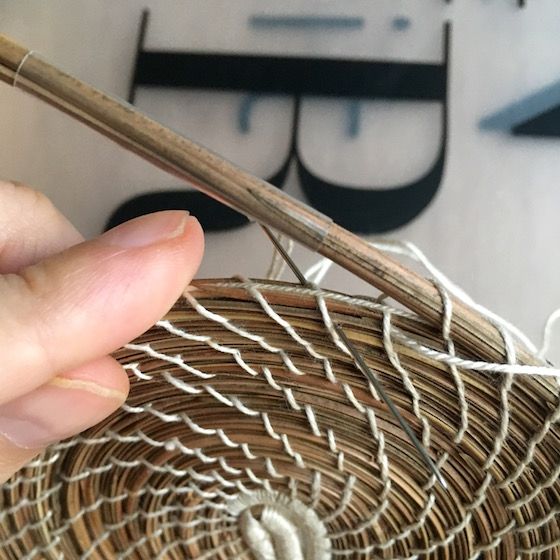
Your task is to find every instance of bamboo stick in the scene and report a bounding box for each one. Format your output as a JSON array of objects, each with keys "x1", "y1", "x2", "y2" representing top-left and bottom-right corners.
[{"x1": 0, "y1": 34, "x2": 538, "y2": 366}]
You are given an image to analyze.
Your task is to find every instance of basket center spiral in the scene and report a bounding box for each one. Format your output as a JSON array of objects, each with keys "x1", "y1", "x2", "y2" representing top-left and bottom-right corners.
[{"x1": 230, "y1": 490, "x2": 330, "y2": 560}]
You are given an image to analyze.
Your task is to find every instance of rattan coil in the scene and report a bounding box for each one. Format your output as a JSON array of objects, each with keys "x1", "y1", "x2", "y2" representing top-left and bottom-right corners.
[{"x1": 1, "y1": 278, "x2": 558, "y2": 559}]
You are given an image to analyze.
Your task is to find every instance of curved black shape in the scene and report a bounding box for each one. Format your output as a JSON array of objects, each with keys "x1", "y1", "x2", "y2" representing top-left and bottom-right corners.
[
  {"x1": 114, "y1": 5, "x2": 297, "y2": 235},
  {"x1": 118, "y1": 14, "x2": 451, "y2": 235},
  {"x1": 104, "y1": 138, "x2": 293, "y2": 233},
  {"x1": 297, "y1": 136, "x2": 446, "y2": 233},
  {"x1": 297, "y1": 23, "x2": 450, "y2": 234},
  {"x1": 105, "y1": 94, "x2": 297, "y2": 233},
  {"x1": 264, "y1": 97, "x2": 300, "y2": 187},
  {"x1": 266, "y1": 151, "x2": 293, "y2": 189},
  {"x1": 105, "y1": 191, "x2": 249, "y2": 232},
  {"x1": 104, "y1": 127, "x2": 293, "y2": 233},
  {"x1": 513, "y1": 105, "x2": 560, "y2": 138}
]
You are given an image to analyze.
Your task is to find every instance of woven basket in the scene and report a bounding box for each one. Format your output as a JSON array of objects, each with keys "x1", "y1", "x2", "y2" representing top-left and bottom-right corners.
[{"x1": 1, "y1": 278, "x2": 558, "y2": 559}]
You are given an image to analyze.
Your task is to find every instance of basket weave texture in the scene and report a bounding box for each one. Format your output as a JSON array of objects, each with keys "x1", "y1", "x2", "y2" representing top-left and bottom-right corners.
[{"x1": 1, "y1": 279, "x2": 559, "y2": 559}]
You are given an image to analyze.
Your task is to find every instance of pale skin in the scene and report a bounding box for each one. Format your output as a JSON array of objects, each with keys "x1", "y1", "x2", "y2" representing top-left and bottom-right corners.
[{"x1": 0, "y1": 180, "x2": 204, "y2": 483}]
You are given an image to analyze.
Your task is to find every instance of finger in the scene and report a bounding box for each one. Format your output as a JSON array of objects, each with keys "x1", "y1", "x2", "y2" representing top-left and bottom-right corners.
[
  {"x1": 0, "y1": 210, "x2": 204, "y2": 404},
  {"x1": 0, "y1": 356, "x2": 128, "y2": 483},
  {"x1": 0, "y1": 180, "x2": 132, "y2": 468},
  {"x1": 0, "y1": 180, "x2": 83, "y2": 272},
  {"x1": 0, "y1": 181, "x2": 131, "y2": 482}
]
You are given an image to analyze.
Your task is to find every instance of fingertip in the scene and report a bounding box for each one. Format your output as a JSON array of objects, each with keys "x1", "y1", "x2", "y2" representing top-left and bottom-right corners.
[
  {"x1": 184, "y1": 214, "x2": 204, "y2": 249},
  {"x1": 178, "y1": 215, "x2": 205, "y2": 277}
]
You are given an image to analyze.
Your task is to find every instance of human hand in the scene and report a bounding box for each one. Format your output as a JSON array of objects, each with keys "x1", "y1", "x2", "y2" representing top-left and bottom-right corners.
[{"x1": 0, "y1": 181, "x2": 204, "y2": 483}]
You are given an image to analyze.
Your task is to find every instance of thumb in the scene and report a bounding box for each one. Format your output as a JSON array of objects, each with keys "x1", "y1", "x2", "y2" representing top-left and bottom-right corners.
[
  {"x1": 0, "y1": 210, "x2": 203, "y2": 483},
  {"x1": 0, "y1": 210, "x2": 204, "y2": 404}
]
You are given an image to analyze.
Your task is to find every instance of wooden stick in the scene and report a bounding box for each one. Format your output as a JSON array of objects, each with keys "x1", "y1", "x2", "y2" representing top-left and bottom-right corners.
[{"x1": 0, "y1": 34, "x2": 537, "y2": 366}]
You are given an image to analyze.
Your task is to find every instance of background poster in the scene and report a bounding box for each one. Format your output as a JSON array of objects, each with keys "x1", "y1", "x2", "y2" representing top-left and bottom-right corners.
[{"x1": 2, "y1": 0, "x2": 560, "y2": 360}]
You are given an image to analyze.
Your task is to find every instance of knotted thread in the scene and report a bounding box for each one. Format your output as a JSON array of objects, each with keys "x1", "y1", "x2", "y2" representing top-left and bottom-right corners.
[{"x1": 233, "y1": 490, "x2": 330, "y2": 560}]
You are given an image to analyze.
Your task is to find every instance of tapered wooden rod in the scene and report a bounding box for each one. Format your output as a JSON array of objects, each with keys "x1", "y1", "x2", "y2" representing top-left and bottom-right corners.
[{"x1": 0, "y1": 34, "x2": 537, "y2": 366}]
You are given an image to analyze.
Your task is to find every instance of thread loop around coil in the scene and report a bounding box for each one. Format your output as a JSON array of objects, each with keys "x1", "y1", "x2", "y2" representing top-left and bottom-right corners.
[
  {"x1": 12, "y1": 49, "x2": 35, "y2": 87},
  {"x1": 234, "y1": 491, "x2": 330, "y2": 560}
]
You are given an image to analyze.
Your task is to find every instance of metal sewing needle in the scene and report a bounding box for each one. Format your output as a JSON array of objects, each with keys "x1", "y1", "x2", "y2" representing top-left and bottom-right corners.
[
  {"x1": 333, "y1": 325, "x2": 447, "y2": 489},
  {"x1": 261, "y1": 225, "x2": 309, "y2": 285},
  {"x1": 261, "y1": 224, "x2": 448, "y2": 488}
]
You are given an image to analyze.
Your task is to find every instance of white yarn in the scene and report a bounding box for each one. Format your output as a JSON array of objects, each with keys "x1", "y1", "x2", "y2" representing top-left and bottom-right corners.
[
  {"x1": 266, "y1": 233, "x2": 295, "y2": 281},
  {"x1": 231, "y1": 491, "x2": 331, "y2": 560},
  {"x1": 304, "y1": 257, "x2": 333, "y2": 284},
  {"x1": 12, "y1": 50, "x2": 35, "y2": 88},
  {"x1": 539, "y1": 306, "x2": 560, "y2": 360},
  {"x1": 371, "y1": 240, "x2": 539, "y2": 355},
  {"x1": 302, "y1": 239, "x2": 541, "y2": 359}
]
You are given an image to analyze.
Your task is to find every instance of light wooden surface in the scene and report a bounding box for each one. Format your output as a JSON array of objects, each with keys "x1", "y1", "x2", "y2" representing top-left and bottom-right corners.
[{"x1": 1, "y1": 0, "x2": 560, "y2": 361}]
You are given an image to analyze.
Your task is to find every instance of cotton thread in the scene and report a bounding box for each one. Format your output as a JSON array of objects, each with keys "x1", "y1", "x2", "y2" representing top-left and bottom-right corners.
[{"x1": 12, "y1": 50, "x2": 35, "y2": 88}]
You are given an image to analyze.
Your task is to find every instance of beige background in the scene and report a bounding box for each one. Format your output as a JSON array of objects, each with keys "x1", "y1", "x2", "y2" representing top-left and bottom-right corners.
[{"x1": 1, "y1": 0, "x2": 560, "y2": 360}]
